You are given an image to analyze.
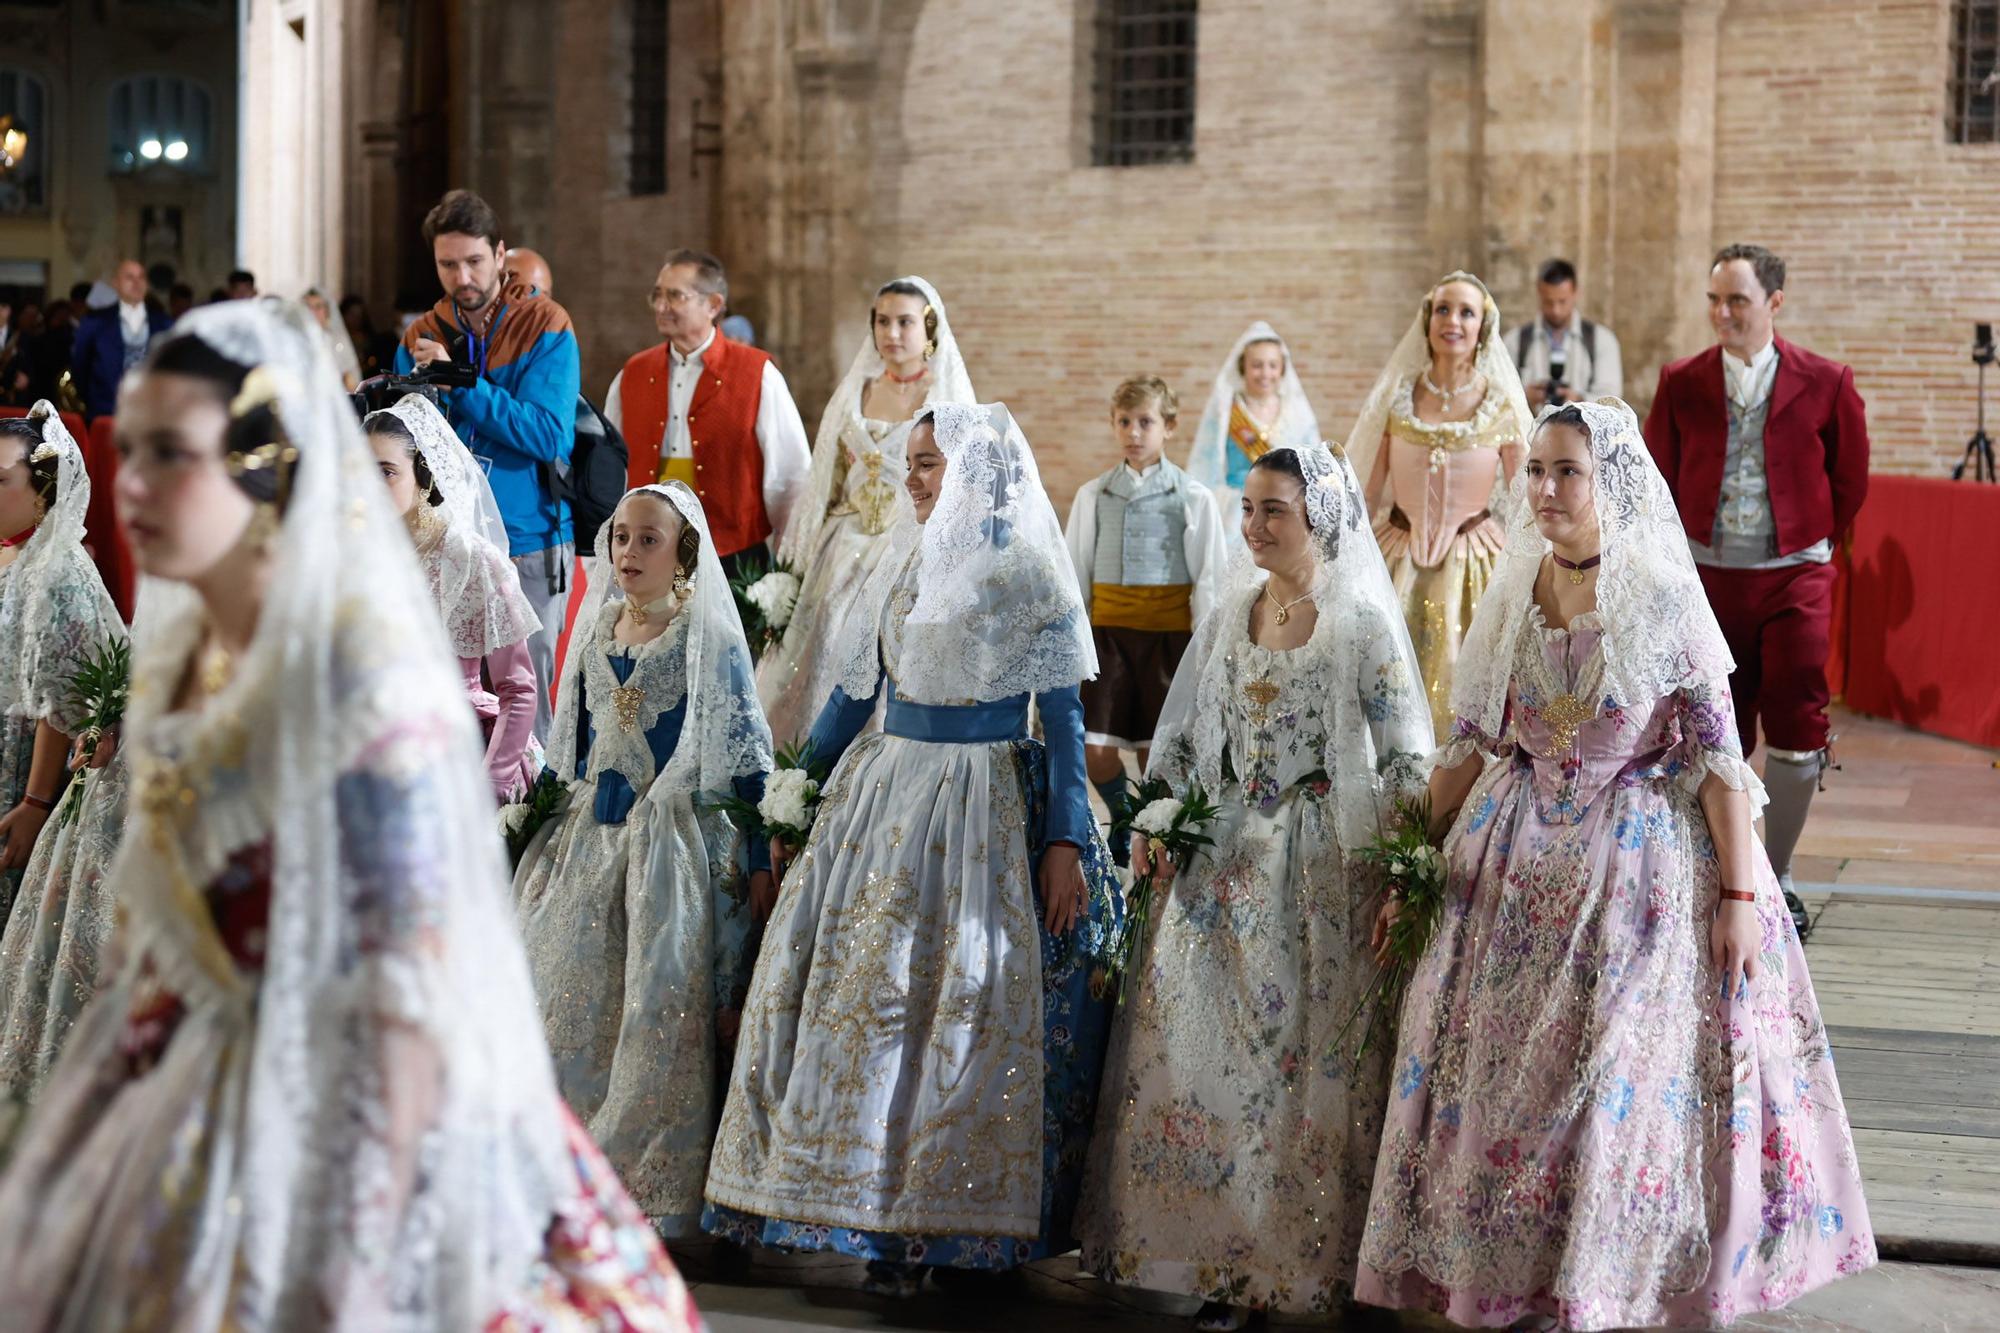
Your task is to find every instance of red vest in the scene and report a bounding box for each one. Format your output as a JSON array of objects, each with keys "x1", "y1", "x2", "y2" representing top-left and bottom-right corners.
[{"x1": 619, "y1": 332, "x2": 773, "y2": 556}]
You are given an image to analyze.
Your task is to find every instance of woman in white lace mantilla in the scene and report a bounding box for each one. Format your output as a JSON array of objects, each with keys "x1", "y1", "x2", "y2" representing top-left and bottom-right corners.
[
  {"x1": 1077, "y1": 442, "x2": 1433, "y2": 1330},
  {"x1": 1346, "y1": 272, "x2": 1532, "y2": 738},
  {"x1": 756, "y1": 276, "x2": 976, "y2": 745},
  {"x1": 1357, "y1": 399, "x2": 1874, "y2": 1329},
  {"x1": 0, "y1": 301, "x2": 702, "y2": 1331},
  {"x1": 0, "y1": 404, "x2": 129, "y2": 1103},
  {"x1": 704, "y1": 402, "x2": 1122, "y2": 1295},
  {"x1": 1184, "y1": 321, "x2": 1321, "y2": 549},
  {"x1": 364, "y1": 393, "x2": 544, "y2": 801},
  {"x1": 515, "y1": 480, "x2": 774, "y2": 1236}
]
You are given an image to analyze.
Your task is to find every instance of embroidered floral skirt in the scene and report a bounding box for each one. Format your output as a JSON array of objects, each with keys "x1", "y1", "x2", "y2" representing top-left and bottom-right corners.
[
  {"x1": 1078, "y1": 783, "x2": 1388, "y2": 1313},
  {"x1": 1356, "y1": 760, "x2": 1876, "y2": 1329},
  {"x1": 703, "y1": 732, "x2": 1120, "y2": 1268},
  {"x1": 0, "y1": 759, "x2": 128, "y2": 1104},
  {"x1": 515, "y1": 784, "x2": 751, "y2": 1235}
]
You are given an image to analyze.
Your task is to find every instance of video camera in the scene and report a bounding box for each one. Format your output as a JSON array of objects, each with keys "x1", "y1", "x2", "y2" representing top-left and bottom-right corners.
[{"x1": 350, "y1": 330, "x2": 479, "y2": 417}]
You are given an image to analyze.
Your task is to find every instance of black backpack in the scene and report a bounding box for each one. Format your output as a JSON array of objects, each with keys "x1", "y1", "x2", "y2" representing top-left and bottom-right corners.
[{"x1": 552, "y1": 394, "x2": 628, "y2": 551}]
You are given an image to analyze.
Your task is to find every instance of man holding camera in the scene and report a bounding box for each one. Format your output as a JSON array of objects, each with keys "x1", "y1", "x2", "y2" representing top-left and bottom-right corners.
[
  {"x1": 397, "y1": 189, "x2": 581, "y2": 741},
  {"x1": 1508, "y1": 258, "x2": 1624, "y2": 410},
  {"x1": 1645, "y1": 243, "x2": 1870, "y2": 938}
]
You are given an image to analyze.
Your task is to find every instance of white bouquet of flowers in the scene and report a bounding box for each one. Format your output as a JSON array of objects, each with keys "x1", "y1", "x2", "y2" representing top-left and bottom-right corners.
[
  {"x1": 729, "y1": 553, "x2": 804, "y2": 661},
  {"x1": 703, "y1": 740, "x2": 829, "y2": 877},
  {"x1": 745, "y1": 569, "x2": 802, "y2": 631},
  {"x1": 758, "y1": 765, "x2": 819, "y2": 837},
  {"x1": 1107, "y1": 778, "x2": 1222, "y2": 1004}
]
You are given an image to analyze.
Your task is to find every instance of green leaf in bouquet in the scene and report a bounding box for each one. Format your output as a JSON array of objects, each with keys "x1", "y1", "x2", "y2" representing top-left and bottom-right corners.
[{"x1": 56, "y1": 637, "x2": 132, "y2": 828}]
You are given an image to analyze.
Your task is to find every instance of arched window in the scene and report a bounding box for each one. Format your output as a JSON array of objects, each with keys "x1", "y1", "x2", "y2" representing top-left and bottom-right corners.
[
  {"x1": 0, "y1": 67, "x2": 49, "y2": 214},
  {"x1": 108, "y1": 74, "x2": 214, "y2": 173}
]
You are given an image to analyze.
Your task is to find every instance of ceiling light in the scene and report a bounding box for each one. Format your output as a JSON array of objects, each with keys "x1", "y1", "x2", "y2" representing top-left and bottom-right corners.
[{"x1": 139, "y1": 138, "x2": 163, "y2": 160}]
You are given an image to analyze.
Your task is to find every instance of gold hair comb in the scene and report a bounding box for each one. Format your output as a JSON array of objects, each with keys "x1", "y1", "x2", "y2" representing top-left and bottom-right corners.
[{"x1": 229, "y1": 366, "x2": 283, "y2": 421}]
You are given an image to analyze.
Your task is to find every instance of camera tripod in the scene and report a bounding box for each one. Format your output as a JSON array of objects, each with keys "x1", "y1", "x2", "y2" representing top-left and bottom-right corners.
[{"x1": 1955, "y1": 347, "x2": 1995, "y2": 484}]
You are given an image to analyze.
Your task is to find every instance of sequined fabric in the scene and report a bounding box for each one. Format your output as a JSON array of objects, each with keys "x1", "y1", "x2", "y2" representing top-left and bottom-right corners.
[
  {"x1": 516, "y1": 609, "x2": 757, "y2": 1234},
  {"x1": 755, "y1": 413, "x2": 903, "y2": 747},
  {"x1": 1077, "y1": 601, "x2": 1431, "y2": 1313},
  {"x1": 0, "y1": 759, "x2": 131, "y2": 1102},
  {"x1": 1356, "y1": 608, "x2": 1876, "y2": 1329}
]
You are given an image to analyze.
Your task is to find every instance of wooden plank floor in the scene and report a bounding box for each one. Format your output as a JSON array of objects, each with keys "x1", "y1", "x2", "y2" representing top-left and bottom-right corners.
[{"x1": 1788, "y1": 707, "x2": 2000, "y2": 1259}]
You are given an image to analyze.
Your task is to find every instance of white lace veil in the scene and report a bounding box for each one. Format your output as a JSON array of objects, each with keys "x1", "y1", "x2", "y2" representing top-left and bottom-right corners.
[
  {"x1": 366, "y1": 393, "x2": 539, "y2": 658},
  {"x1": 1343, "y1": 272, "x2": 1533, "y2": 516},
  {"x1": 1452, "y1": 397, "x2": 1739, "y2": 743},
  {"x1": 776, "y1": 275, "x2": 976, "y2": 568},
  {"x1": 1184, "y1": 321, "x2": 1320, "y2": 495},
  {"x1": 102, "y1": 300, "x2": 573, "y2": 1325},
  {"x1": 547, "y1": 482, "x2": 773, "y2": 799},
  {"x1": 0, "y1": 401, "x2": 124, "y2": 723},
  {"x1": 1150, "y1": 439, "x2": 1432, "y2": 850},
  {"x1": 837, "y1": 402, "x2": 1097, "y2": 704}
]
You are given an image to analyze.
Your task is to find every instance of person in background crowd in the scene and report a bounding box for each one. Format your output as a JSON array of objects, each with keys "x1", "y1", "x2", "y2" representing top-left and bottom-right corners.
[
  {"x1": 1506, "y1": 257, "x2": 1624, "y2": 409},
  {"x1": 1645, "y1": 243, "x2": 1869, "y2": 939},
  {"x1": 503, "y1": 247, "x2": 555, "y2": 298},
  {"x1": 166, "y1": 283, "x2": 195, "y2": 320},
  {"x1": 224, "y1": 269, "x2": 258, "y2": 300},
  {"x1": 605, "y1": 249, "x2": 809, "y2": 578},
  {"x1": 398, "y1": 188, "x2": 581, "y2": 742},
  {"x1": 69, "y1": 260, "x2": 169, "y2": 421}
]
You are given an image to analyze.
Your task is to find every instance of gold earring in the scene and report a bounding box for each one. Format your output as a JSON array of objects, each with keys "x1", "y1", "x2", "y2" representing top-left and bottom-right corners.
[
  {"x1": 247, "y1": 501, "x2": 280, "y2": 554},
  {"x1": 923, "y1": 338, "x2": 937, "y2": 360},
  {"x1": 673, "y1": 566, "x2": 694, "y2": 597}
]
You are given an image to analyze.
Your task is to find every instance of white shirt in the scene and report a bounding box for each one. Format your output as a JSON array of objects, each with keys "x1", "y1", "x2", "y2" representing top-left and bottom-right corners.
[
  {"x1": 1722, "y1": 338, "x2": 1780, "y2": 413},
  {"x1": 605, "y1": 329, "x2": 813, "y2": 548},
  {"x1": 1505, "y1": 314, "x2": 1624, "y2": 400},
  {"x1": 119, "y1": 300, "x2": 150, "y2": 341},
  {"x1": 1064, "y1": 459, "x2": 1229, "y2": 630}
]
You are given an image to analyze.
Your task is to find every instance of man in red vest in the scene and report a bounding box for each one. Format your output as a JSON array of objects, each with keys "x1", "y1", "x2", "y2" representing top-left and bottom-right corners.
[
  {"x1": 605, "y1": 249, "x2": 810, "y2": 576},
  {"x1": 1644, "y1": 243, "x2": 1870, "y2": 937}
]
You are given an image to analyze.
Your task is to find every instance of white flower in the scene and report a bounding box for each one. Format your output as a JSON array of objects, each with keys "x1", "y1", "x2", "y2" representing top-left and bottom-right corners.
[
  {"x1": 1417, "y1": 845, "x2": 1446, "y2": 878},
  {"x1": 760, "y1": 766, "x2": 820, "y2": 830},
  {"x1": 1389, "y1": 856, "x2": 1409, "y2": 879},
  {"x1": 498, "y1": 804, "x2": 529, "y2": 837},
  {"x1": 1131, "y1": 797, "x2": 1184, "y2": 838},
  {"x1": 746, "y1": 571, "x2": 802, "y2": 629}
]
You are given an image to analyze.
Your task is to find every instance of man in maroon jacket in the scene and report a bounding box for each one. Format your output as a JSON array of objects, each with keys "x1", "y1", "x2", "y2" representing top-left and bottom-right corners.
[{"x1": 1645, "y1": 244, "x2": 1869, "y2": 935}]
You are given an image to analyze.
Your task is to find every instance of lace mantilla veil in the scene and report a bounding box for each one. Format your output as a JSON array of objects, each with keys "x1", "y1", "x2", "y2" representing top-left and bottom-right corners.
[
  {"x1": 1150, "y1": 439, "x2": 1431, "y2": 850},
  {"x1": 547, "y1": 482, "x2": 773, "y2": 801},
  {"x1": 74, "y1": 300, "x2": 576, "y2": 1325},
  {"x1": 0, "y1": 401, "x2": 124, "y2": 723},
  {"x1": 1449, "y1": 397, "x2": 1761, "y2": 805},
  {"x1": 776, "y1": 275, "x2": 976, "y2": 568},
  {"x1": 836, "y1": 401, "x2": 1097, "y2": 705},
  {"x1": 1184, "y1": 320, "x2": 1319, "y2": 496},
  {"x1": 1342, "y1": 271, "x2": 1534, "y2": 518},
  {"x1": 368, "y1": 392, "x2": 540, "y2": 658}
]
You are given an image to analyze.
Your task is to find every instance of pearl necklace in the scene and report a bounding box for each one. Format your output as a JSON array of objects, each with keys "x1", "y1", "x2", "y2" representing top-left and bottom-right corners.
[{"x1": 1421, "y1": 369, "x2": 1480, "y2": 408}]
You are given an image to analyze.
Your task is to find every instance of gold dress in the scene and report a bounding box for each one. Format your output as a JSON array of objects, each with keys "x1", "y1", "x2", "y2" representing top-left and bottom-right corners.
[{"x1": 1367, "y1": 377, "x2": 1524, "y2": 736}]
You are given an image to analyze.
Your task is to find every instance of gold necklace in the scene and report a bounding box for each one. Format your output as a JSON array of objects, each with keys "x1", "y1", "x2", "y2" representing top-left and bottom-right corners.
[
  {"x1": 1262, "y1": 583, "x2": 1314, "y2": 626},
  {"x1": 197, "y1": 636, "x2": 234, "y2": 695}
]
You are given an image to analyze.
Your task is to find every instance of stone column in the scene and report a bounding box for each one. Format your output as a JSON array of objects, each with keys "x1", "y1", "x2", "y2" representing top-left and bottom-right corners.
[
  {"x1": 1607, "y1": 0, "x2": 1721, "y2": 409},
  {"x1": 1477, "y1": 0, "x2": 1605, "y2": 316},
  {"x1": 1423, "y1": 0, "x2": 1485, "y2": 279}
]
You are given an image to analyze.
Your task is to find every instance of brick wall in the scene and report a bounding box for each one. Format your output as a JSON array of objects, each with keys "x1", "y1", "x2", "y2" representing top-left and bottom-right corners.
[
  {"x1": 1710, "y1": 0, "x2": 2000, "y2": 478},
  {"x1": 868, "y1": 0, "x2": 1442, "y2": 507}
]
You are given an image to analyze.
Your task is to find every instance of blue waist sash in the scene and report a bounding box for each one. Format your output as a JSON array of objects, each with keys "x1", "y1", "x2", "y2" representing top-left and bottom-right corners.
[{"x1": 883, "y1": 692, "x2": 1030, "y2": 744}]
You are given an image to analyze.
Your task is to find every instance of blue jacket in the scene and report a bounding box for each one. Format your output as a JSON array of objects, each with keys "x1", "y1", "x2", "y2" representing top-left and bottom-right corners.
[
  {"x1": 397, "y1": 288, "x2": 580, "y2": 555},
  {"x1": 72, "y1": 304, "x2": 172, "y2": 419}
]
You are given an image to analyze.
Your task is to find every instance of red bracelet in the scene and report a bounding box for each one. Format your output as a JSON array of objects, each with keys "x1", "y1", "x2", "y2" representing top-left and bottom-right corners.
[
  {"x1": 1719, "y1": 888, "x2": 1756, "y2": 903},
  {"x1": 21, "y1": 792, "x2": 55, "y2": 812}
]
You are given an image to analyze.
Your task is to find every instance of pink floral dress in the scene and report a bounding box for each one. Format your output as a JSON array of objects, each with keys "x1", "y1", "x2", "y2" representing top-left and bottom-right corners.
[{"x1": 1357, "y1": 608, "x2": 1874, "y2": 1330}]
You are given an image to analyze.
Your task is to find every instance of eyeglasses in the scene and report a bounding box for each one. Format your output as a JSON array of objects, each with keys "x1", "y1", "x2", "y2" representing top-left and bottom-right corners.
[{"x1": 649, "y1": 287, "x2": 704, "y2": 309}]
